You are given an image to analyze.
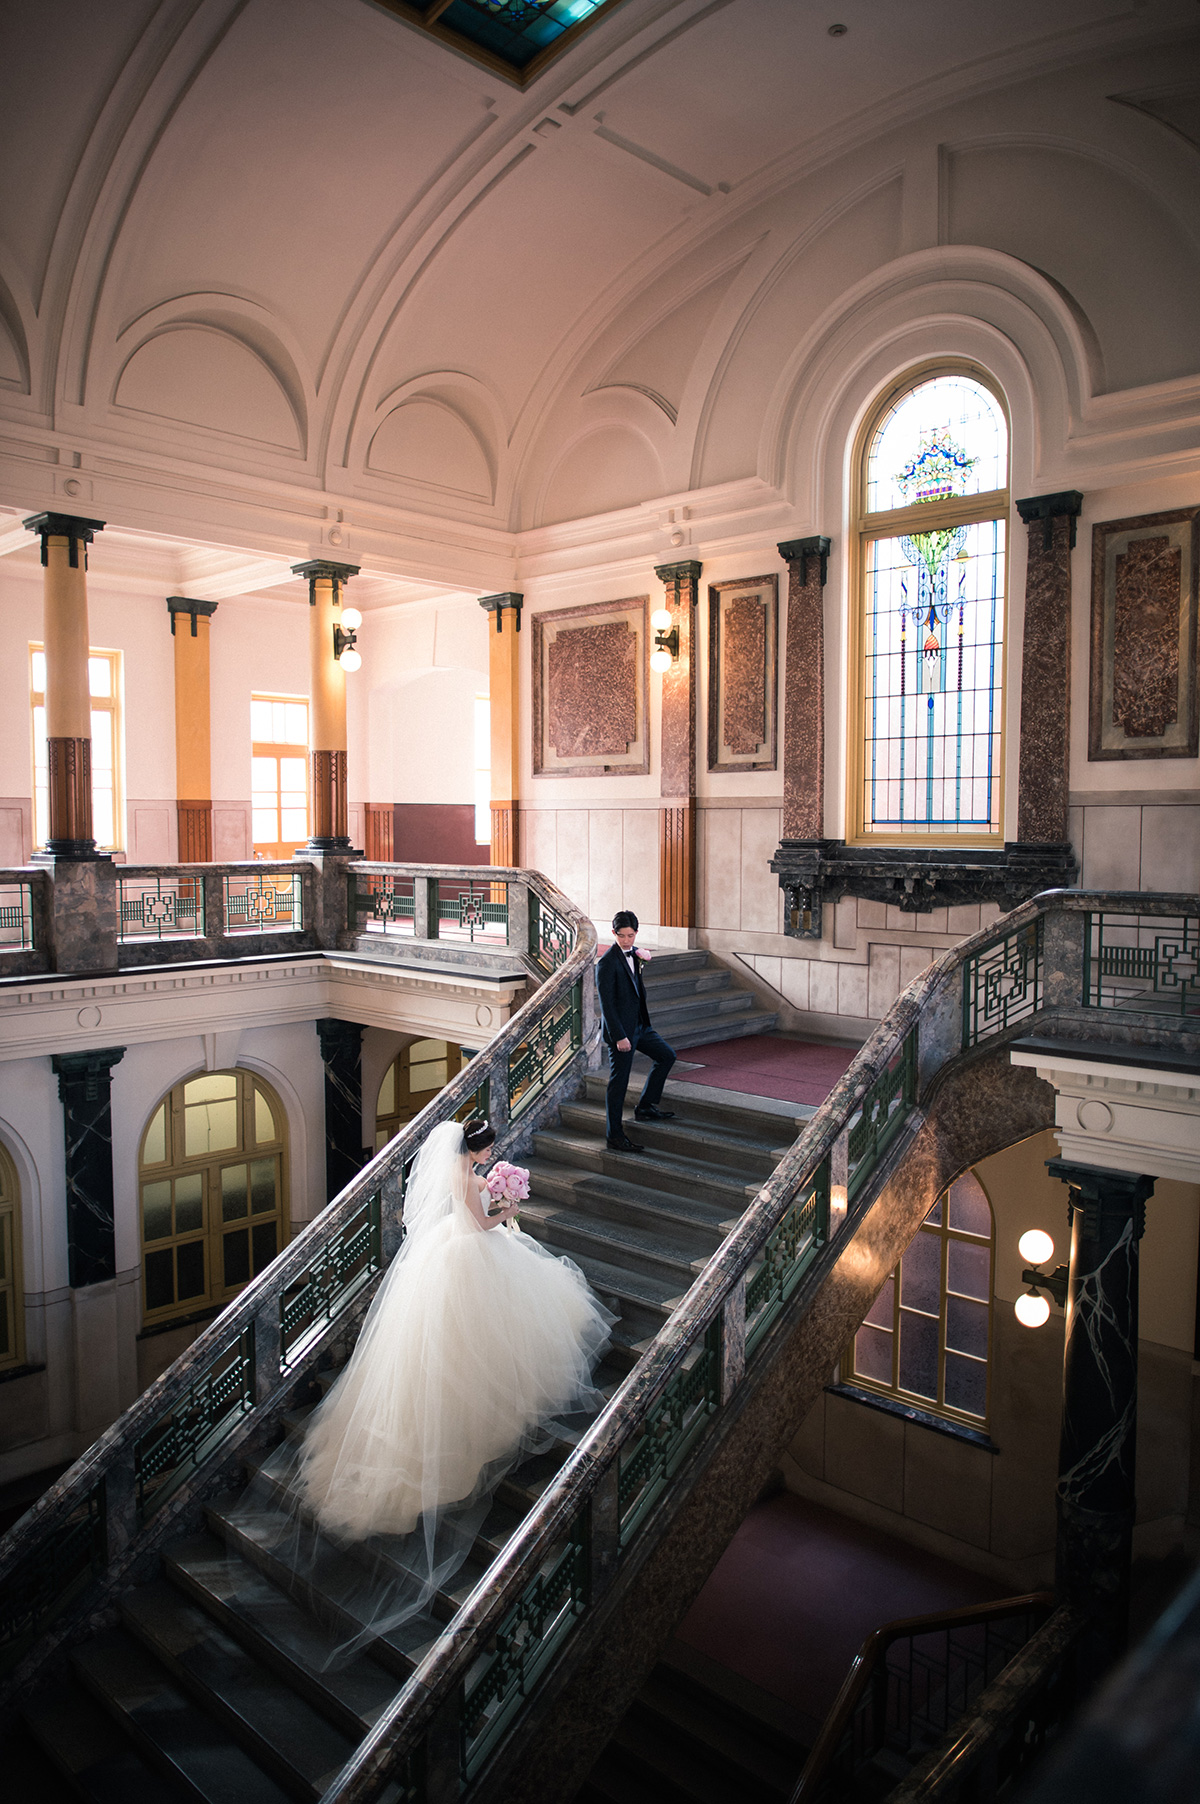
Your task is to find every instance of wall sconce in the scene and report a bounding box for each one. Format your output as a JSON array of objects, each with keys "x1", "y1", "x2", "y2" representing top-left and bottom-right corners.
[
  {"x1": 334, "y1": 606, "x2": 362, "y2": 671},
  {"x1": 649, "y1": 606, "x2": 678, "y2": 673},
  {"x1": 1014, "y1": 1228, "x2": 1068, "y2": 1327}
]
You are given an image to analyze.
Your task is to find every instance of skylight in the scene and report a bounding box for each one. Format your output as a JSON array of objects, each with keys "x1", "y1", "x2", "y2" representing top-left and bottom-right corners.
[{"x1": 369, "y1": 0, "x2": 624, "y2": 83}]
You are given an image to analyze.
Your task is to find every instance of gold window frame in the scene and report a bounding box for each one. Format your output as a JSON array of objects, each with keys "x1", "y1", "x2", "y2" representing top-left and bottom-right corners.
[{"x1": 0, "y1": 1140, "x2": 26, "y2": 1372}]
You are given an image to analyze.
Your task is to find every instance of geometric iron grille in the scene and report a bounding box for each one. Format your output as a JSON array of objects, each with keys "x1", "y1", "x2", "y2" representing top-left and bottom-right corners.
[
  {"x1": 961, "y1": 917, "x2": 1043, "y2": 1049},
  {"x1": 1085, "y1": 912, "x2": 1200, "y2": 1017},
  {"x1": 133, "y1": 1325, "x2": 255, "y2": 1520}
]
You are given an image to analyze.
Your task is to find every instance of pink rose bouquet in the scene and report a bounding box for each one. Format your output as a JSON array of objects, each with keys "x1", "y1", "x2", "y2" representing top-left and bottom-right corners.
[{"x1": 485, "y1": 1161, "x2": 530, "y2": 1205}]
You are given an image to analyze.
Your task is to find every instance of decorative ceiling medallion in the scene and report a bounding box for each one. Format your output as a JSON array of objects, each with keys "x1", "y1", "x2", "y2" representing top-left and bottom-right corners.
[{"x1": 366, "y1": 0, "x2": 625, "y2": 84}]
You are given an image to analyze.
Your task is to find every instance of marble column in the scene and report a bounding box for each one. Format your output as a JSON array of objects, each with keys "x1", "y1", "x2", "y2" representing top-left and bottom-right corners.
[
  {"x1": 51, "y1": 1048, "x2": 125, "y2": 1288},
  {"x1": 479, "y1": 592, "x2": 523, "y2": 867},
  {"x1": 654, "y1": 561, "x2": 702, "y2": 930},
  {"x1": 24, "y1": 512, "x2": 106, "y2": 858},
  {"x1": 1014, "y1": 492, "x2": 1083, "y2": 847},
  {"x1": 168, "y1": 596, "x2": 218, "y2": 861},
  {"x1": 778, "y1": 536, "x2": 831, "y2": 841},
  {"x1": 316, "y1": 1017, "x2": 365, "y2": 1201},
  {"x1": 293, "y1": 560, "x2": 361, "y2": 851},
  {"x1": 1049, "y1": 1157, "x2": 1156, "y2": 1659}
]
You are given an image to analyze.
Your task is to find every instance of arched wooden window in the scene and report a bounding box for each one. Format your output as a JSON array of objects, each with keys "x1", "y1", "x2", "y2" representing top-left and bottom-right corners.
[
  {"x1": 851, "y1": 365, "x2": 1009, "y2": 844},
  {"x1": 0, "y1": 1140, "x2": 25, "y2": 1371},
  {"x1": 374, "y1": 1041, "x2": 464, "y2": 1152},
  {"x1": 848, "y1": 1170, "x2": 994, "y2": 1427},
  {"x1": 139, "y1": 1071, "x2": 288, "y2": 1328}
]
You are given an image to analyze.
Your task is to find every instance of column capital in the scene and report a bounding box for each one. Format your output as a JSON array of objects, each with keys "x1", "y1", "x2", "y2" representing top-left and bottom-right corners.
[
  {"x1": 51, "y1": 1046, "x2": 125, "y2": 1103},
  {"x1": 1047, "y1": 1158, "x2": 1155, "y2": 1240},
  {"x1": 1015, "y1": 490, "x2": 1084, "y2": 551},
  {"x1": 479, "y1": 591, "x2": 524, "y2": 632},
  {"x1": 315, "y1": 1017, "x2": 364, "y2": 1063},
  {"x1": 24, "y1": 512, "x2": 106, "y2": 568},
  {"x1": 167, "y1": 595, "x2": 219, "y2": 637},
  {"x1": 777, "y1": 535, "x2": 831, "y2": 586},
  {"x1": 291, "y1": 559, "x2": 361, "y2": 603},
  {"x1": 653, "y1": 560, "x2": 703, "y2": 592}
]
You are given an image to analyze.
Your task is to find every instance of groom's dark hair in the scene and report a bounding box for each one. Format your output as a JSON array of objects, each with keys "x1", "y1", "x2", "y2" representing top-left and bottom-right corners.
[{"x1": 611, "y1": 910, "x2": 638, "y2": 934}]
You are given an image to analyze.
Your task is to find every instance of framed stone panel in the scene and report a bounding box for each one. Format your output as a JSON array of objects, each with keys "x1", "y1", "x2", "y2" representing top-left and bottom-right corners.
[
  {"x1": 1089, "y1": 508, "x2": 1198, "y2": 761},
  {"x1": 531, "y1": 596, "x2": 649, "y2": 777},
  {"x1": 707, "y1": 574, "x2": 778, "y2": 772}
]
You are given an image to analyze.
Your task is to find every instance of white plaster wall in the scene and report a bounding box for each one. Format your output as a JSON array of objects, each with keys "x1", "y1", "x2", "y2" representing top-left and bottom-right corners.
[
  {"x1": 209, "y1": 593, "x2": 310, "y2": 860},
  {"x1": 356, "y1": 594, "x2": 489, "y2": 807}
]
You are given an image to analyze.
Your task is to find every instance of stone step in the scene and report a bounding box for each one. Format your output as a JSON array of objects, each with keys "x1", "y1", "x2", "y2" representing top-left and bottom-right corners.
[
  {"x1": 517, "y1": 1198, "x2": 709, "y2": 1290},
  {"x1": 161, "y1": 1535, "x2": 398, "y2": 1742},
  {"x1": 24, "y1": 1676, "x2": 189, "y2": 1804},
  {"x1": 119, "y1": 1582, "x2": 356, "y2": 1801},
  {"x1": 525, "y1": 1156, "x2": 739, "y2": 1244},
  {"x1": 663, "y1": 1009, "x2": 779, "y2": 1050},
  {"x1": 72, "y1": 1628, "x2": 296, "y2": 1804},
  {"x1": 557, "y1": 1101, "x2": 788, "y2": 1177},
  {"x1": 628, "y1": 950, "x2": 711, "y2": 974},
  {"x1": 581, "y1": 1073, "x2": 813, "y2": 1143},
  {"x1": 555, "y1": 1247, "x2": 683, "y2": 1342},
  {"x1": 638, "y1": 969, "x2": 735, "y2": 1002},
  {"x1": 651, "y1": 987, "x2": 757, "y2": 1026},
  {"x1": 632, "y1": 1669, "x2": 801, "y2": 1798},
  {"x1": 531, "y1": 1126, "x2": 759, "y2": 1213}
]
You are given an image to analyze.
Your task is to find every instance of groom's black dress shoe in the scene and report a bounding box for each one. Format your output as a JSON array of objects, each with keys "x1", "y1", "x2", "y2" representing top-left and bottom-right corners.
[
  {"x1": 606, "y1": 1134, "x2": 645, "y2": 1152},
  {"x1": 635, "y1": 1106, "x2": 675, "y2": 1121}
]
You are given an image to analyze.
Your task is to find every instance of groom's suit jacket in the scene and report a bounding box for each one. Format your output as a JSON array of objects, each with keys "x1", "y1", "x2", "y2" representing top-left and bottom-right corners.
[{"x1": 596, "y1": 942, "x2": 652, "y2": 1048}]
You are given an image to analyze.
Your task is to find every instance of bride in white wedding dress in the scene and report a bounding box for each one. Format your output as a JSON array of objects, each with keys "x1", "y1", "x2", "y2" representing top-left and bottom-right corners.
[{"x1": 297, "y1": 1115, "x2": 614, "y2": 1545}]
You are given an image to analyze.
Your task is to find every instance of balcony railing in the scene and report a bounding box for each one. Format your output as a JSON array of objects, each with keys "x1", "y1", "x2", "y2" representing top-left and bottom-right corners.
[{"x1": 1, "y1": 885, "x2": 1195, "y2": 1800}]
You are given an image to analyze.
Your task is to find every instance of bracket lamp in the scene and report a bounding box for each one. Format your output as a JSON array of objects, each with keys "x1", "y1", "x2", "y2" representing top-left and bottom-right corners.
[
  {"x1": 334, "y1": 606, "x2": 362, "y2": 672},
  {"x1": 649, "y1": 606, "x2": 678, "y2": 673},
  {"x1": 1014, "y1": 1228, "x2": 1068, "y2": 1326}
]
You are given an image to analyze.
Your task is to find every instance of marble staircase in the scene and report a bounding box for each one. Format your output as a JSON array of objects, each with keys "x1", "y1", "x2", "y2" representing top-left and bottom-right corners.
[
  {"x1": 635, "y1": 950, "x2": 777, "y2": 1049},
  {"x1": 11, "y1": 1081, "x2": 809, "y2": 1804}
]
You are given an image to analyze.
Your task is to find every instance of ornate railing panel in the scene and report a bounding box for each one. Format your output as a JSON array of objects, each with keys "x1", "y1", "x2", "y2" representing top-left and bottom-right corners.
[
  {"x1": 0, "y1": 1480, "x2": 105, "y2": 1677},
  {"x1": 117, "y1": 870, "x2": 205, "y2": 942},
  {"x1": 436, "y1": 877, "x2": 508, "y2": 945},
  {"x1": 508, "y1": 981, "x2": 582, "y2": 1118},
  {"x1": 461, "y1": 1510, "x2": 590, "y2": 1781},
  {"x1": 0, "y1": 878, "x2": 35, "y2": 952},
  {"x1": 745, "y1": 1161, "x2": 830, "y2": 1356},
  {"x1": 529, "y1": 894, "x2": 573, "y2": 973},
  {"x1": 846, "y1": 1028, "x2": 917, "y2": 1203},
  {"x1": 351, "y1": 871, "x2": 416, "y2": 936},
  {"x1": 0, "y1": 864, "x2": 591, "y2": 1688},
  {"x1": 962, "y1": 916, "x2": 1043, "y2": 1048},
  {"x1": 133, "y1": 1326, "x2": 256, "y2": 1522},
  {"x1": 618, "y1": 1319, "x2": 721, "y2": 1547},
  {"x1": 1084, "y1": 909, "x2": 1200, "y2": 1016},
  {"x1": 281, "y1": 1192, "x2": 382, "y2": 1370},
  {"x1": 224, "y1": 869, "x2": 303, "y2": 933}
]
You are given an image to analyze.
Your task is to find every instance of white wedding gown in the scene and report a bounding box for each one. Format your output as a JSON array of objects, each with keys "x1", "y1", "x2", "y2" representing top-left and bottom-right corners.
[{"x1": 297, "y1": 1119, "x2": 614, "y2": 1544}]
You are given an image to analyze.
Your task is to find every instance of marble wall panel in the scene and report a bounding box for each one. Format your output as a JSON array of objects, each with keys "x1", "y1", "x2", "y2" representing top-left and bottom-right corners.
[
  {"x1": 555, "y1": 811, "x2": 590, "y2": 917},
  {"x1": 867, "y1": 943, "x2": 901, "y2": 1019},
  {"x1": 521, "y1": 809, "x2": 557, "y2": 885},
  {"x1": 885, "y1": 906, "x2": 916, "y2": 933},
  {"x1": 623, "y1": 810, "x2": 660, "y2": 926},
  {"x1": 809, "y1": 959, "x2": 839, "y2": 1016},
  {"x1": 780, "y1": 956, "x2": 810, "y2": 1012},
  {"x1": 754, "y1": 955, "x2": 782, "y2": 995},
  {"x1": 213, "y1": 802, "x2": 250, "y2": 862},
  {"x1": 838, "y1": 962, "x2": 869, "y2": 1019},
  {"x1": 978, "y1": 903, "x2": 1002, "y2": 929},
  {"x1": 824, "y1": 1392, "x2": 905, "y2": 1510},
  {"x1": 532, "y1": 598, "x2": 649, "y2": 776},
  {"x1": 902, "y1": 1427, "x2": 993, "y2": 1550},
  {"x1": 899, "y1": 945, "x2": 934, "y2": 989},
  {"x1": 1080, "y1": 805, "x2": 1142, "y2": 889},
  {"x1": 947, "y1": 905, "x2": 982, "y2": 936},
  {"x1": 589, "y1": 811, "x2": 624, "y2": 926},
  {"x1": 1140, "y1": 804, "x2": 1200, "y2": 894},
  {"x1": 740, "y1": 809, "x2": 783, "y2": 933},
  {"x1": 703, "y1": 809, "x2": 742, "y2": 931},
  {"x1": 856, "y1": 898, "x2": 887, "y2": 930},
  {"x1": 132, "y1": 804, "x2": 172, "y2": 863},
  {"x1": 834, "y1": 896, "x2": 858, "y2": 949}
]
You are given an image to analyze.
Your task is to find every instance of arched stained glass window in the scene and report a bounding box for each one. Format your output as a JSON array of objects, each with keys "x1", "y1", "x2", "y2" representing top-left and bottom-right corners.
[{"x1": 854, "y1": 367, "x2": 1009, "y2": 841}]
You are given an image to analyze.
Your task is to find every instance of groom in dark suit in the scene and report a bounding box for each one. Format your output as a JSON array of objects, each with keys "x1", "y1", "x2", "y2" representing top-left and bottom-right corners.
[{"x1": 595, "y1": 910, "x2": 676, "y2": 1151}]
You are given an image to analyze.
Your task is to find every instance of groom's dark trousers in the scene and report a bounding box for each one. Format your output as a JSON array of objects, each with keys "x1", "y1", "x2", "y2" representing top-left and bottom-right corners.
[{"x1": 595, "y1": 942, "x2": 675, "y2": 1141}]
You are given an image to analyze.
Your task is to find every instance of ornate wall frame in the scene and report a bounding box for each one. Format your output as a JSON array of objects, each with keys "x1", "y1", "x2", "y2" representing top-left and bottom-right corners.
[
  {"x1": 707, "y1": 574, "x2": 778, "y2": 772},
  {"x1": 531, "y1": 596, "x2": 649, "y2": 777},
  {"x1": 1089, "y1": 507, "x2": 1198, "y2": 761}
]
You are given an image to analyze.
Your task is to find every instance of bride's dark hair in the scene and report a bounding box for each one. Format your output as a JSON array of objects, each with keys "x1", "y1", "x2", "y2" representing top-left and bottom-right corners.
[{"x1": 462, "y1": 1116, "x2": 496, "y2": 1153}]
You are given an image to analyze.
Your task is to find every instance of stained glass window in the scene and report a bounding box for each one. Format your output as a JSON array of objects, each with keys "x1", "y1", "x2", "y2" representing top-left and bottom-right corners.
[{"x1": 856, "y1": 371, "x2": 1008, "y2": 840}]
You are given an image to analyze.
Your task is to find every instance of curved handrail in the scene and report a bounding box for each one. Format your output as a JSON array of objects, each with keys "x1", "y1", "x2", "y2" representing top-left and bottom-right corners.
[
  {"x1": 0, "y1": 862, "x2": 596, "y2": 1685},
  {"x1": 322, "y1": 888, "x2": 1198, "y2": 1802},
  {"x1": 791, "y1": 1592, "x2": 1057, "y2": 1803}
]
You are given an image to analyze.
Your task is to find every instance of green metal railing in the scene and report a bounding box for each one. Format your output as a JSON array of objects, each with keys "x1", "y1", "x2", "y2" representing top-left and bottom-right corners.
[
  {"x1": 509, "y1": 982, "x2": 583, "y2": 1118},
  {"x1": 436, "y1": 878, "x2": 508, "y2": 944},
  {"x1": 351, "y1": 871, "x2": 416, "y2": 935},
  {"x1": 225, "y1": 869, "x2": 303, "y2": 932},
  {"x1": 281, "y1": 1192, "x2": 383, "y2": 1370},
  {"x1": 529, "y1": 894, "x2": 573, "y2": 973},
  {"x1": 117, "y1": 871, "x2": 205, "y2": 942},
  {"x1": 618, "y1": 1319, "x2": 722, "y2": 1547},
  {"x1": 1084, "y1": 908, "x2": 1200, "y2": 1016},
  {"x1": 0, "y1": 878, "x2": 35, "y2": 952},
  {"x1": 847, "y1": 1030, "x2": 917, "y2": 1202},
  {"x1": 133, "y1": 1325, "x2": 256, "y2": 1522},
  {"x1": 746, "y1": 1161, "x2": 831, "y2": 1355},
  {"x1": 961, "y1": 917, "x2": 1042, "y2": 1048}
]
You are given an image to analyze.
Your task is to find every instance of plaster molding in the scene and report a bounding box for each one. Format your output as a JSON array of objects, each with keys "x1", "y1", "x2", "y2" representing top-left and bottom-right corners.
[{"x1": 1009, "y1": 1047, "x2": 1200, "y2": 1183}]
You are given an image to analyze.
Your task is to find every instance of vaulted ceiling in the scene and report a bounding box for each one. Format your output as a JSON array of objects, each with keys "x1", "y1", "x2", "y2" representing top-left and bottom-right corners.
[{"x1": 0, "y1": 0, "x2": 1198, "y2": 601}]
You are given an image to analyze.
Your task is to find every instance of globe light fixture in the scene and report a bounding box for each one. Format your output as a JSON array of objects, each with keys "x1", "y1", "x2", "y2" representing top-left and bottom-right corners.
[
  {"x1": 1015, "y1": 1291, "x2": 1051, "y2": 1329},
  {"x1": 650, "y1": 647, "x2": 673, "y2": 674},
  {"x1": 1018, "y1": 1229, "x2": 1054, "y2": 1266},
  {"x1": 338, "y1": 646, "x2": 362, "y2": 672},
  {"x1": 340, "y1": 606, "x2": 363, "y2": 630},
  {"x1": 650, "y1": 606, "x2": 679, "y2": 671},
  {"x1": 650, "y1": 607, "x2": 673, "y2": 632}
]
